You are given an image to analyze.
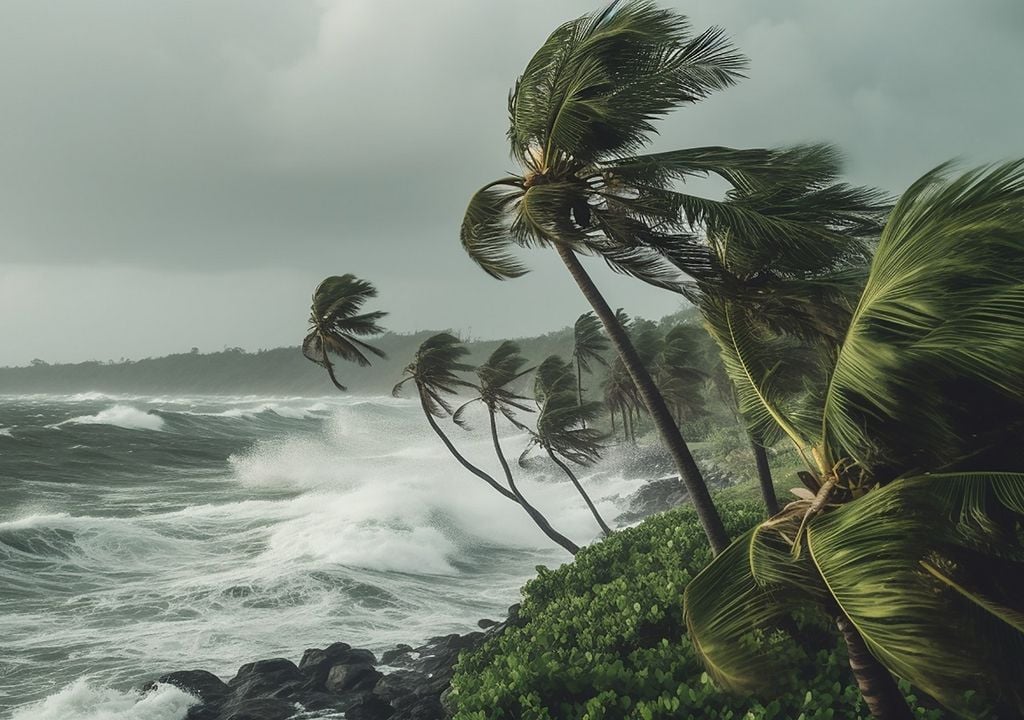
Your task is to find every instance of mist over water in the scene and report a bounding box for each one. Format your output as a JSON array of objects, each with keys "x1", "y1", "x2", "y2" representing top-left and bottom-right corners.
[{"x1": 0, "y1": 393, "x2": 643, "y2": 719}]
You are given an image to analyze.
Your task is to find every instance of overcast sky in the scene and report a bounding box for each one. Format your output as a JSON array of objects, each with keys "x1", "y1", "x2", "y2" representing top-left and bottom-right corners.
[{"x1": 1, "y1": 1, "x2": 1022, "y2": 366}]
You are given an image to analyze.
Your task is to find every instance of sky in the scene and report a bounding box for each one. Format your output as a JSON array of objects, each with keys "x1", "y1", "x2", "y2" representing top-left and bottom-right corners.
[{"x1": 1, "y1": 1, "x2": 1022, "y2": 367}]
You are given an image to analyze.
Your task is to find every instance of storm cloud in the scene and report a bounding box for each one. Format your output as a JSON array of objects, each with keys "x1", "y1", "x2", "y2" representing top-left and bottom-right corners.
[{"x1": 1, "y1": 1, "x2": 1022, "y2": 365}]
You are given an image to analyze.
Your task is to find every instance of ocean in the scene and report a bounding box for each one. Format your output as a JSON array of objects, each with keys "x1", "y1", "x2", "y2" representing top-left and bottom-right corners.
[{"x1": 0, "y1": 393, "x2": 645, "y2": 719}]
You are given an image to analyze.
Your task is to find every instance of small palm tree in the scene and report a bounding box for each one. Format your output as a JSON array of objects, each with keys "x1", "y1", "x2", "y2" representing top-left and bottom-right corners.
[
  {"x1": 684, "y1": 161, "x2": 1024, "y2": 719},
  {"x1": 457, "y1": 342, "x2": 580, "y2": 555},
  {"x1": 525, "y1": 362, "x2": 613, "y2": 537},
  {"x1": 302, "y1": 274, "x2": 386, "y2": 390},
  {"x1": 392, "y1": 333, "x2": 517, "y2": 503},
  {"x1": 571, "y1": 312, "x2": 609, "y2": 422}
]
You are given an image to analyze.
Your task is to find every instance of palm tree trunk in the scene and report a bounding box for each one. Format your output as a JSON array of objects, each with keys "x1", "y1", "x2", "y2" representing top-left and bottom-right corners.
[
  {"x1": 487, "y1": 410, "x2": 579, "y2": 555},
  {"x1": 545, "y1": 447, "x2": 613, "y2": 537},
  {"x1": 576, "y1": 358, "x2": 587, "y2": 429},
  {"x1": 749, "y1": 431, "x2": 779, "y2": 516},
  {"x1": 834, "y1": 613, "x2": 913, "y2": 720},
  {"x1": 419, "y1": 396, "x2": 518, "y2": 503},
  {"x1": 555, "y1": 244, "x2": 729, "y2": 554}
]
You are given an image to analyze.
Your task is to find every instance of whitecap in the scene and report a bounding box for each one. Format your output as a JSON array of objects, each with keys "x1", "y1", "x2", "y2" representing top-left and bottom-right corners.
[
  {"x1": 11, "y1": 678, "x2": 198, "y2": 720},
  {"x1": 56, "y1": 405, "x2": 165, "y2": 432}
]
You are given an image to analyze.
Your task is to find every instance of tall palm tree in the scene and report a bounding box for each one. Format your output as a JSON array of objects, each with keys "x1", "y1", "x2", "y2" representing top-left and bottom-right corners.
[
  {"x1": 392, "y1": 333, "x2": 517, "y2": 503},
  {"x1": 653, "y1": 324, "x2": 708, "y2": 427},
  {"x1": 459, "y1": 1, "x2": 845, "y2": 553},
  {"x1": 526, "y1": 362, "x2": 613, "y2": 537},
  {"x1": 684, "y1": 161, "x2": 1024, "y2": 719},
  {"x1": 571, "y1": 312, "x2": 609, "y2": 422},
  {"x1": 302, "y1": 274, "x2": 386, "y2": 390},
  {"x1": 457, "y1": 342, "x2": 580, "y2": 555}
]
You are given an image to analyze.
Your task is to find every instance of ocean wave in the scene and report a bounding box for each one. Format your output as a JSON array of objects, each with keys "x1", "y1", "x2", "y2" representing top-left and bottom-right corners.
[
  {"x1": 55, "y1": 405, "x2": 166, "y2": 432},
  {"x1": 10, "y1": 678, "x2": 198, "y2": 720},
  {"x1": 0, "y1": 426, "x2": 13, "y2": 437}
]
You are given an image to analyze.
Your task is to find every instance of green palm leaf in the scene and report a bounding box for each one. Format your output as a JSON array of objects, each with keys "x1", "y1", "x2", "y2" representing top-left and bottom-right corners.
[
  {"x1": 805, "y1": 474, "x2": 1024, "y2": 715},
  {"x1": 821, "y1": 160, "x2": 1024, "y2": 473},
  {"x1": 392, "y1": 333, "x2": 476, "y2": 420},
  {"x1": 302, "y1": 274, "x2": 387, "y2": 391},
  {"x1": 572, "y1": 312, "x2": 610, "y2": 374}
]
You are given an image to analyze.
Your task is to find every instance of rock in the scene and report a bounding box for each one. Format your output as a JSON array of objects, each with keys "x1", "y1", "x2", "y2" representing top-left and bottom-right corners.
[
  {"x1": 147, "y1": 670, "x2": 231, "y2": 706},
  {"x1": 325, "y1": 662, "x2": 382, "y2": 693},
  {"x1": 298, "y1": 641, "x2": 351, "y2": 671},
  {"x1": 228, "y1": 658, "x2": 305, "y2": 700},
  {"x1": 615, "y1": 476, "x2": 688, "y2": 523},
  {"x1": 380, "y1": 644, "x2": 414, "y2": 666},
  {"x1": 476, "y1": 618, "x2": 497, "y2": 629},
  {"x1": 213, "y1": 697, "x2": 297, "y2": 720},
  {"x1": 342, "y1": 692, "x2": 396, "y2": 720}
]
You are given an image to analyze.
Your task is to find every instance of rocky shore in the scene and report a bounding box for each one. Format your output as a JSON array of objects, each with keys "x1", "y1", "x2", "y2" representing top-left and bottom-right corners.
[
  {"x1": 145, "y1": 607, "x2": 521, "y2": 720},
  {"x1": 143, "y1": 460, "x2": 724, "y2": 720}
]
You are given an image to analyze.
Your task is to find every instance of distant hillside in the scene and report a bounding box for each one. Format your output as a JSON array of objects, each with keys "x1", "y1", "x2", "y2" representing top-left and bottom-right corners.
[{"x1": 0, "y1": 308, "x2": 704, "y2": 397}]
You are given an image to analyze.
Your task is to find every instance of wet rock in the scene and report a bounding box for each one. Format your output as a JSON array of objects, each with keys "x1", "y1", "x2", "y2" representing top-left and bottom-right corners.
[
  {"x1": 325, "y1": 662, "x2": 382, "y2": 693},
  {"x1": 298, "y1": 641, "x2": 351, "y2": 671},
  {"x1": 213, "y1": 696, "x2": 297, "y2": 720},
  {"x1": 380, "y1": 644, "x2": 414, "y2": 667},
  {"x1": 228, "y1": 658, "x2": 305, "y2": 700},
  {"x1": 147, "y1": 670, "x2": 231, "y2": 706},
  {"x1": 476, "y1": 618, "x2": 497, "y2": 629}
]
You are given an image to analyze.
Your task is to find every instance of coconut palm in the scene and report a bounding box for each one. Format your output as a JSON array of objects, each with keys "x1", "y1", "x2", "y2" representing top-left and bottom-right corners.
[
  {"x1": 571, "y1": 312, "x2": 609, "y2": 421},
  {"x1": 392, "y1": 333, "x2": 517, "y2": 503},
  {"x1": 653, "y1": 324, "x2": 708, "y2": 426},
  {"x1": 533, "y1": 353, "x2": 576, "y2": 407},
  {"x1": 460, "y1": 1, "x2": 855, "y2": 552},
  {"x1": 456, "y1": 342, "x2": 580, "y2": 555},
  {"x1": 524, "y1": 363, "x2": 613, "y2": 537},
  {"x1": 683, "y1": 161, "x2": 1024, "y2": 719},
  {"x1": 302, "y1": 274, "x2": 387, "y2": 391}
]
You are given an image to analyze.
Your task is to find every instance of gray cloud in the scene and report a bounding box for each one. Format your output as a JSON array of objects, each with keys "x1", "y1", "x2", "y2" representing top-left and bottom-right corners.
[{"x1": 1, "y1": 1, "x2": 1022, "y2": 365}]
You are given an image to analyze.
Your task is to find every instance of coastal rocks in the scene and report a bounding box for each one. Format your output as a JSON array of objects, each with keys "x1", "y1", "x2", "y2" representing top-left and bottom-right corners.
[{"x1": 146, "y1": 607, "x2": 514, "y2": 720}]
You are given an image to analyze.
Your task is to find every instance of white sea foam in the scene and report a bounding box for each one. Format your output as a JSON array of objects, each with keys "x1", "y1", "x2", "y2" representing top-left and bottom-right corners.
[
  {"x1": 58, "y1": 405, "x2": 165, "y2": 432},
  {"x1": 10, "y1": 678, "x2": 198, "y2": 720},
  {"x1": 0, "y1": 426, "x2": 13, "y2": 437}
]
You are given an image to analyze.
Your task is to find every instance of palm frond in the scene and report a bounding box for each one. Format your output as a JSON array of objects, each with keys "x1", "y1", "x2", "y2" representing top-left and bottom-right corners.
[
  {"x1": 394, "y1": 333, "x2": 476, "y2": 419},
  {"x1": 461, "y1": 180, "x2": 529, "y2": 280},
  {"x1": 303, "y1": 274, "x2": 387, "y2": 391},
  {"x1": 805, "y1": 475, "x2": 1024, "y2": 715},
  {"x1": 821, "y1": 160, "x2": 1024, "y2": 473},
  {"x1": 534, "y1": 354, "x2": 576, "y2": 404},
  {"x1": 572, "y1": 312, "x2": 610, "y2": 373},
  {"x1": 508, "y1": 1, "x2": 745, "y2": 166}
]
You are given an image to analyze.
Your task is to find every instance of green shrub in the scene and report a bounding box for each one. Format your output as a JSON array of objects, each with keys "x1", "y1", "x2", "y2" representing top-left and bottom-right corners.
[{"x1": 450, "y1": 502, "x2": 946, "y2": 720}]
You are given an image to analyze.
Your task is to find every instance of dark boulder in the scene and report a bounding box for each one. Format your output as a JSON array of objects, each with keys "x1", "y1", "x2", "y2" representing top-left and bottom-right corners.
[
  {"x1": 380, "y1": 643, "x2": 415, "y2": 667},
  {"x1": 146, "y1": 670, "x2": 231, "y2": 706},
  {"x1": 228, "y1": 658, "x2": 305, "y2": 700},
  {"x1": 325, "y1": 662, "x2": 382, "y2": 694},
  {"x1": 298, "y1": 641, "x2": 351, "y2": 671},
  {"x1": 212, "y1": 696, "x2": 297, "y2": 720}
]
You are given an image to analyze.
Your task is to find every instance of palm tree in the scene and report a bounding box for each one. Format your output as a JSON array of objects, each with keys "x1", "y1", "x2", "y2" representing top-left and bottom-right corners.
[
  {"x1": 302, "y1": 274, "x2": 386, "y2": 390},
  {"x1": 392, "y1": 333, "x2": 517, "y2": 503},
  {"x1": 683, "y1": 161, "x2": 1024, "y2": 719},
  {"x1": 525, "y1": 362, "x2": 613, "y2": 537},
  {"x1": 653, "y1": 324, "x2": 708, "y2": 427},
  {"x1": 459, "y1": 1, "x2": 846, "y2": 553},
  {"x1": 571, "y1": 312, "x2": 609, "y2": 422},
  {"x1": 457, "y1": 342, "x2": 580, "y2": 555}
]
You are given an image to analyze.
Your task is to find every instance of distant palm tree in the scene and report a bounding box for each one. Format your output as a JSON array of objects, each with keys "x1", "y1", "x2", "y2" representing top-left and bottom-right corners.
[
  {"x1": 533, "y1": 354, "x2": 576, "y2": 407},
  {"x1": 392, "y1": 333, "x2": 517, "y2": 503},
  {"x1": 302, "y1": 275, "x2": 386, "y2": 391},
  {"x1": 654, "y1": 324, "x2": 708, "y2": 427},
  {"x1": 571, "y1": 312, "x2": 609, "y2": 422},
  {"x1": 457, "y1": 342, "x2": 580, "y2": 555},
  {"x1": 526, "y1": 364, "x2": 613, "y2": 537}
]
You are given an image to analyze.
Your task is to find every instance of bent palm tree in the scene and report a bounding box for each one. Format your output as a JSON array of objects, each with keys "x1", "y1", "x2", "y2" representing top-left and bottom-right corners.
[
  {"x1": 571, "y1": 312, "x2": 609, "y2": 422},
  {"x1": 460, "y1": 1, "x2": 838, "y2": 553},
  {"x1": 302, "y1": 274, "x2": 387, "y2": 391},
  {"x1": 525, "y1": 365, "x2": 613, "y2": 537},
  {"x1": 392, "y1": 333, "x2": 517, "y2": 502},
  {"x1": 457, "y1": 342, "x2": 580, "y2": 555},
  {"x1": 684, "y1": 161, "x2": 1024, "y2": 719}
]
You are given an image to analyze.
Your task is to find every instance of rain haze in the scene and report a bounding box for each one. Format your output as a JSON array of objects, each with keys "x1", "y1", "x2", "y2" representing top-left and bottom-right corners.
[{"x1": 1, "y1": 0, "x2": 1022, "y2": 366}]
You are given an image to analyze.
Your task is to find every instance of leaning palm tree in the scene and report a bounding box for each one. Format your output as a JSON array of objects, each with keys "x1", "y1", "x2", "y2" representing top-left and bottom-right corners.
[
  {"x1": 392, "y1": 333, "x2": 517, "y2": 503},
  {"x1": 523, "y1": 368, "x2": 613, "y2": 538},
  {"x1": 302, "y1": 274, "x2": 387, "y2": 390},
  {"x1": 684, "y1": 161, "x2": 1024, "y2": 719},
  {"x1": 571, "y1": 312, "x2": 609, "y2": 421},
  {"x1": 456, "y1": 342, "x2": 580, "y2": 555},
  {"x1": 460, "y1": 1, "x2": 832, "y2": 552}
]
